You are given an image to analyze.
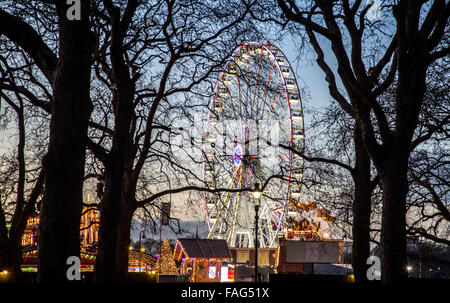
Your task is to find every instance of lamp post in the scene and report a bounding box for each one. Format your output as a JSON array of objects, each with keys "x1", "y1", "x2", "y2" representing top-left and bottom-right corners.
[
  {"x1": 139, "y1": 231, "x2": 146, "y2": 272},
  {"x1": 406, "y1": 265, "x2": 413, "y2": 276},
  {"x1": 251, "y1": 183, "x2": 262, "y2": 283}
]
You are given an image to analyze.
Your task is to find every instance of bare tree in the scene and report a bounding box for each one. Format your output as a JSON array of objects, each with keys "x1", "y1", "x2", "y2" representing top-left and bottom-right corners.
[
  {"x1": 407, "y1": 59, "x2": 450, "y2": 247},
  {"x1": 81, "y1": 0, "x2": 258, "y2": 282},
  {"x1": 269, "y1": 0, "x2": 450, "y2": 282},
  {"x1": 279, "y1": 58, "x2": 448, "y2": 282},
  {"x1": 279, "y1": 102, "x2": 379, "y2": 282},
  {"x1": 0, "y1": 0, "x2": 94, "y2": 281},
  {"x1": 0, "y1": 0, "x2": 259, "y2": 281},
  {"x1": 0, "y1": 1, "x2": 55, "y2": 273},
  {"x1": 0, "y1": 70, "x2": 46, "y2": 271}
]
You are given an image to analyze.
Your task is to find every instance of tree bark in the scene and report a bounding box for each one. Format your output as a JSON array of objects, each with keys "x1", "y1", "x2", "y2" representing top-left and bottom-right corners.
[
  {"x1": 114, "y1": 202, "x2": 134, "y2": 282},
  {"x1": 95, "y1": 169, "x2": 123, "y2": 282},
  {"x1": 94, "y1": 76, "x2": 135, "y2": 282},
  {"x1": 95, "y1": 171, "x2": 135, "y2": 282},
  {"x1": 351, "y1": 124, "x2": 372, "y2": 283},
  {"x1": 94, "y1": 2, "x2": 137, "y2": 281},
  {"x1": 38, "y1": 1, "x2": 93, "y2": 282},
  {"x1": 378, "y1": 148, "x2": 409, "y2": 283}
]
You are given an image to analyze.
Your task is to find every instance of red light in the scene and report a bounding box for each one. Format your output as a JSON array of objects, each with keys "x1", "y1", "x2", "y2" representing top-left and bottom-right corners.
[{"x1": 228, "y1": 268, "x2": 234, "y2": 280}]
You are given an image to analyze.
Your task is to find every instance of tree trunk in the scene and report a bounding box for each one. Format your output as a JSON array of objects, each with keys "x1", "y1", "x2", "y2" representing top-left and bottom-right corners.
[
  {"x1": 0, "y1": 201, "x2": 22, "y2": 272},
  {"x1": 93, "y1": 1, "x2": 138, "y2": 282},
  {"x1": 95, "y1": 170, "x2": 123, "y2": 282},
  {"x1": 1, "y1": 214, "x2": 32, "y2": 272},
  {"x1": 94, "y1": 115, "x2": 134, "y2": 282},
  {"x1": 38, "y1": 1, "x2": 93, "y2": 282},
  {"x1": 94, "y1": 38, "x2": 135, "y2": 282},
  {"x1": 95, "y1": 174, "x2": 135, "y2": 282},
  {"x1": 0, "y1": 239, "x2": 22, "y2": 272},
  {"x1": 114, "y1": 203, "x2": 133, "y2": 282},
  {"x1": 94, "y1": 119, "x2": 134, "y2": 283},
  {"x1": 351, "y1": 124, "x2": 372, "y2": 283},
  {"x1": 379, "y1": 153, "x2": 409, "y2": 283}
]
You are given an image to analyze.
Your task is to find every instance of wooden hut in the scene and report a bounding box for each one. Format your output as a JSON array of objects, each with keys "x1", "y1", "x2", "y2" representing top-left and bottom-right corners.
[{"x1": 173, "y1": 238, "x2": 232, "y2": 282}]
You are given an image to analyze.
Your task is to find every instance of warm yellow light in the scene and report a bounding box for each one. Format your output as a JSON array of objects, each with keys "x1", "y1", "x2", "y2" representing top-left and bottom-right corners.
[
  {"x1": 129, "y1": 246, "x2": 133, "y2": 250},
  {"x1": 252, "y1": 191, "x2": 261, "y2": 199},
  {"x1": 251, "y1": 183, "x2": 262, "y2": 199},
  {"x1": 347, "y1": 275, "x2": 355, "y2": 283}
]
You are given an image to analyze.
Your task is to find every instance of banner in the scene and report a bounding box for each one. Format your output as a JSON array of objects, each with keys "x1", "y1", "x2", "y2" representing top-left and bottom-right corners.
[{"x1": 161, "y1": 202, "x2": 171, "y2": 226}]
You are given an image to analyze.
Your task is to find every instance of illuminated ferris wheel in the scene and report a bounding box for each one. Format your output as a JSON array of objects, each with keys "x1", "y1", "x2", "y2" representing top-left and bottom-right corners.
[{"x1": 203, "y1": 42, "x2": 305, "y2": 248}]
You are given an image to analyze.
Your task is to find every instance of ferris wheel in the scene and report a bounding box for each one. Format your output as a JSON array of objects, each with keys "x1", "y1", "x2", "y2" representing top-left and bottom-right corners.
[{"x1": 203, "y1": 42, "x2": 305, "y2": 248}]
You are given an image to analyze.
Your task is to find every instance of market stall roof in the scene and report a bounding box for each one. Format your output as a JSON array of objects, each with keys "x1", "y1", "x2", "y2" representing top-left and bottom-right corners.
[{"x1": 174, "y1": 238, "x2": 232, "y2": 260}]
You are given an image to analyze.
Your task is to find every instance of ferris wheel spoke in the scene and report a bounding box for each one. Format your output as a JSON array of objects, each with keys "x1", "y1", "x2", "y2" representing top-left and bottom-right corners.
[
  {"x1": 268, "y1": 86, "x2": 284, "y2": 114},
  {"x1": 250, "y1": 52, "x2": 263, "y2": 119},
  {"x1": 235, "y1": 61, "x2": 242, "y2": 119},
  {"x1": 262, "y1": 61, "x2": 276, "y2": 100},
  {"x1": 260, "y1": 65, "x2": 276, "y2": 120},
  {"x1": 246, "y1": 51, "x2": 250, "y2": 85},
  {"x1": 207, "y1": 166, "x2": 240, "y2": 237},
  {"x1": 229, "y1": 189, "x2": 242, "y2": 246},
  {"x1": 251, "y1": 49, "x2": 264, "y2": 116},
  {"x1": 256, "y1": 47, "x2": 264, "y2": 86}
]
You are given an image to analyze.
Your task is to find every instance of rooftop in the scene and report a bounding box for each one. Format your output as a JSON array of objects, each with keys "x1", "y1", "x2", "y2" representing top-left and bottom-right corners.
[{"x1": 175, "y1": 238, "x2": 232, "y2": 259}]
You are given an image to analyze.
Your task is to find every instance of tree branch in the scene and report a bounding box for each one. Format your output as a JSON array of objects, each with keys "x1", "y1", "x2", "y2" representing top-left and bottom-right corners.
[
  {"x1": 0, "y1": 9, "x2": 57, "y2": 82},
  {"x1": 279, "y1": 143, "x2": 354, "y2": 173}
]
